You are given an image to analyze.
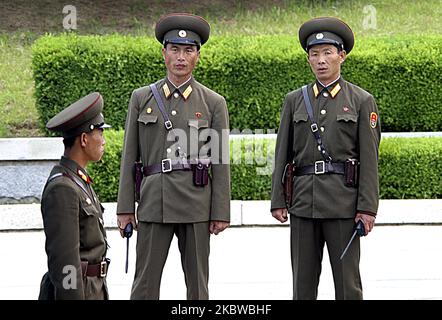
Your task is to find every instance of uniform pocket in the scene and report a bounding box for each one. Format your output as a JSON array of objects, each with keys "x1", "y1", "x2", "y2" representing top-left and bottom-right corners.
[
  {"x1": 188, "y1": 119, "x2": 209, "y2": 129},
  {"x1": 81, "y1": 198, "x2": 98, "y2": 217},
  {"x1": 293, "y1": 112, "x2": 308, "y2": 123},
  {"x1": 137, "y1": 114, "x2": 158, "y2": 125},
  {"x1": 335, "y1": 113, "x2": 358, "y2": 143},
  {"x1": 337, "y1": 114, "x2": 358, "y2": 122}
]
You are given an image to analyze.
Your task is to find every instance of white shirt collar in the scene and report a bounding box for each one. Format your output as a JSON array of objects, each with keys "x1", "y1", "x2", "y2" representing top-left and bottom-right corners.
[
  {"x1": 318, "y1": 75, "x2": 340, "y2": 88},
  {"x1": 168, "y1": 76, "x2": 192, "y2": 89}
]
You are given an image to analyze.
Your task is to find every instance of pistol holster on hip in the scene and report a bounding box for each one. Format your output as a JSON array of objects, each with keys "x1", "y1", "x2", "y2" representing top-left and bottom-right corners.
[
  {"x1": 282, "y1": 162, "x2": 296, "y2": 208},
  {"x1": 192, "y1": 159, "x2": 211, "y2": 187}
]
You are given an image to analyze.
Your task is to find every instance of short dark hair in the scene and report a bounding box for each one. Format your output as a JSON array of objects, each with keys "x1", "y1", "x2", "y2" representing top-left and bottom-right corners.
[
  {"x1": 334, "y1": 44, "x2": 344, "y2": 53},
  {"x1": 63, "y1": 135, "x2": 77, "y2": 148},
  {"x1": 163, "y1": 42, "x2": 200, "y2": 51}
]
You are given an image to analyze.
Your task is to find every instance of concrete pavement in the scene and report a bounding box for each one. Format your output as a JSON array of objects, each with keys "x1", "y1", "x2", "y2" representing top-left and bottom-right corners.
[{"x1": 1, "y1": 224, "x2": 441, "y2": 300}]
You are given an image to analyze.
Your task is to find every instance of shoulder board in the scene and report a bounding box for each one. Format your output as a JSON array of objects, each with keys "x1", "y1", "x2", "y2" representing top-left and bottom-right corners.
[
  {"x1": 49, "y1": 172, "x2": 89, "y2": 196},
  {"x1": 47, "y1": 173, "x2": 64, "y2": 183}
]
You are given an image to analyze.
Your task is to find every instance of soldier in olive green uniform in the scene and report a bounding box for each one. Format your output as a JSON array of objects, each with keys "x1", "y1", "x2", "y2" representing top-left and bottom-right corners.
[
  {"x1": 271, "y1": 17, "x2": 381, "y2": 300},
  {"x1": 39, "y1": 92, "x2": 111, "y2": 300},
  {"x1": 116, "y1": 13, "x2": 231, "y2": 300}
]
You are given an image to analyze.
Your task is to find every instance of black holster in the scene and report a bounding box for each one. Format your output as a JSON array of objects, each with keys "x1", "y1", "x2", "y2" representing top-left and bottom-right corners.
[
  {"x1": 282, "y1": 163, "x2": 296, "y2": 208},
  {"x1": 344, "y1": 158, "x2": 359, "y2": 188},
  {"x1": 192, "y1": 159, "x2": 211, "y2": 187},
  {"x1": 134, "y1": 162, "x2": 143, "y2": 202}
]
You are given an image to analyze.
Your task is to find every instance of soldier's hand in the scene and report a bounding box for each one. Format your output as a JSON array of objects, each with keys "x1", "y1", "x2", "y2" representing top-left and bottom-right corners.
[
  {"x1": 209, "y1": 221, "x2": 230, "y2": 235},
  {"x1": 272, "y1": 208, "x2": 288, "y2": 223},
  {"x1": 355, "y1": 212, "x2": 376, "y2": 236},
  {"x1": 117, "y1": 213, "x2": 137, "y2": 238}
]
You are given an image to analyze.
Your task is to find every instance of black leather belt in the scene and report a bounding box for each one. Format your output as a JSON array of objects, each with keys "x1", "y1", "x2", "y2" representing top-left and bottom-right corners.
[
  {"x1": 295, "y1": 161, "x2": 345, "y2": 176},
  {"x1": 143, "y1": 159, "x2": 191, "y2": 176},
  {"x1": 81, "y1": 258, "x2": 110, "y2": 278}
]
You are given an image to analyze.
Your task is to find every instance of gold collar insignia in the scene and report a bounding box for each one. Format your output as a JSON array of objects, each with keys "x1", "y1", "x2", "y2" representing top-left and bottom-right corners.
[
  {"x1": 182, "y1": 85, "x2": 193, "y2": 100},
  {"x1": 162, "y1": 83, "x2": 171, "y2": 99}
]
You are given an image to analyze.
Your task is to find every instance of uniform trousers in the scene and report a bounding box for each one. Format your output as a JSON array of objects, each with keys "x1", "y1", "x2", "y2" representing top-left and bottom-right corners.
[
  {"x1": 290, "y1": 215, "x2": 362, "y2": 300},
  {"x1": 131, "y1": 221, "x2": 210, "y2": 300}
]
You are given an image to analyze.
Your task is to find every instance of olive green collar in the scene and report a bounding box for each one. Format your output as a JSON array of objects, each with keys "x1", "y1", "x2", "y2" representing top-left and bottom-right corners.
[
  {"x1": 60, "y1": 156, "x2": 92, "y2": 184},
  {"x1": 163, "y1": 77, "x2": 194, "y2": 100},
  {"x1": 313, "y1": 77, "x2": 343, "y2": 99}
]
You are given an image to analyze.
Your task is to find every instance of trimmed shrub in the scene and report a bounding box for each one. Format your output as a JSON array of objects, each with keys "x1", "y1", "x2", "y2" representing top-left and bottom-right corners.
[
  {"x1": 33, "y1": 34, "x2": 442, "y2": 133},
  {"x1": 379, "y1": 137, "x2": 442, "y2": 199},
  {"x1": 87, "y1": 129, "x2": 123, "y2": 202},
  {"x1": 88, "y1": 131, "x2": 442, "y2": 201}
]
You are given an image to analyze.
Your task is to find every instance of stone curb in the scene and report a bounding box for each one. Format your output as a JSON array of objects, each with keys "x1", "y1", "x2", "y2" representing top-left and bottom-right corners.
[{"x1": 0, "y1": 199, "x2": 440, "y2": 231}]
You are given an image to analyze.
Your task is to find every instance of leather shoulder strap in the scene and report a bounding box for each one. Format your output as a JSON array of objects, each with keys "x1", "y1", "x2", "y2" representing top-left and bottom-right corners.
[
  {"x1": 61, "y1": 172, "x2": 90, "y2": 197},
  {"x1": 150, "y1": 83, "x2": 173, "y2": 130},
  {"x1": 302, "y1": 85, "x2": 333, "y2": 162}
]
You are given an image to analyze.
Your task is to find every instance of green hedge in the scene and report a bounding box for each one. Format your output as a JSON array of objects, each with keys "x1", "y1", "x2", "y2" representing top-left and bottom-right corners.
[
  {"x1": 32, "y1": 34, "x2": 442, "y2": 133},
  {"x1": 379, "y1": 137, "x2": 442, "y2": 199},
  {"x1": 88, "y1": 132, "x2": 442, "y2": 201}
]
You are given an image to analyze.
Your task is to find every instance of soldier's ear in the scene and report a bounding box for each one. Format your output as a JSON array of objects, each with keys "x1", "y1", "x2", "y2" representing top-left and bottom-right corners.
[
  {"x1": 80, "y1": 132, "x2": 88, "y2": 148},
  {"x1": 161, "y1": 47, "x2": 166, "y2": 59},
  {"x1": 339, "y1": 50, "x2": 347, "y2": 63}
]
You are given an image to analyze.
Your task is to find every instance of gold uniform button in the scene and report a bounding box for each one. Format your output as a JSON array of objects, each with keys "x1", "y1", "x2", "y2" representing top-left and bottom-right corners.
[
  {"x1": 322, "y1": 92, "x2": 329, "y2": 97},
  {"x1": 320, "y1": 127, "x2": 325, "y2": 132},
  {"x1": 320, "y1": 109, "x2": 326, "y2": 115},
  {"x1": 166, "y1": 148, "x2": 171, "y2": 154},
  {"x1": 171, "y1": 110, "x2": 177, "y2": 116},
  {"x1": 173, "y1": 92, "x2": 179, "y2": 99}
]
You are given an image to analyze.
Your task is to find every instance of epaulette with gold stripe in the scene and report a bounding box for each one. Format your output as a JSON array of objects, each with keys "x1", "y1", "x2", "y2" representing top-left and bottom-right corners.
[
  {"x1": 182, "y1": 85, "x2": 193, "y2": 100},
  {"x1": 330, "y1": 83, "x2": 341, "y2": 98},
  {"x1": 313, "y1": 83, "x2": 319, "y2": 97},
  {"x1": 162, "y1": 83, "x2": 171, "y2": 99}
]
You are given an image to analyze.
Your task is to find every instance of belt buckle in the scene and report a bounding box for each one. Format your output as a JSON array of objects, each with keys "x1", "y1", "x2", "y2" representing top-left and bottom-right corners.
[
  {"x1": 314, "y1": 161, "x2": 325, "y2": 174},
  {"x1": 100, "y1": 261, "x2": 107, "y2": 277},
  {"x1": 162, "y1": 158, "x2": 172, "y2": 173}
]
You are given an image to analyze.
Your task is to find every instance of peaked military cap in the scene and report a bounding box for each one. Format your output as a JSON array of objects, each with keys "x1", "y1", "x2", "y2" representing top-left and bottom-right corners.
[
  {"x1": 46, "y1": 92, "x2": 111, "y2": 138},
  {"x1": 155, "y1": 13, "x2": 210, "y2": 48},
  {"x1": 299, "y1": 17, "x2": 354, "y2": 54}
]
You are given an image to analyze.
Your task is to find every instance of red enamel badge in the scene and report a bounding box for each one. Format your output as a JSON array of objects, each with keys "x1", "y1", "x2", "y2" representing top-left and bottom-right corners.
[
  {"x1": 77, "y1": 169, "x2": 90, "y2": 184},
  {"x1": 370, "y1": 112, "x2": 378, "y2": 128},
  {"x1": 195, "y1": 112, "x2": 202, "y2": 118}
]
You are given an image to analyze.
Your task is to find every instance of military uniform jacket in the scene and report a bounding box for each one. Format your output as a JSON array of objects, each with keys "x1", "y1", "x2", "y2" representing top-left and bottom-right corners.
[
  {"x1": 117, "y1": 77, "x2": 231, "y2": 223},
  {"x1": 271, "y1": 78, "x2": 381, "y2": 218},
  {"x1": 40, "y1": 156, "x2": 108, "y2": 299}
]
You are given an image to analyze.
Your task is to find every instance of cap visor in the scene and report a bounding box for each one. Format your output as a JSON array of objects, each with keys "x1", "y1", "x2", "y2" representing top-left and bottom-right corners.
[
  {"x1": 97, "y1": 123, "x2": 111, "y2": 129},
  {"x1": 166, "y1": 38, "x2": 199, "y2": 46}
]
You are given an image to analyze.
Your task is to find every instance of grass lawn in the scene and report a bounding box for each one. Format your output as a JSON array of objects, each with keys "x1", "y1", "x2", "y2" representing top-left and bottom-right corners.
[
  {"x1": 0, "y1": 0, "x2": 441, "y2": 137},
  {"x1": 0, "y1": 34, "x2": 39, "y2": 137}
]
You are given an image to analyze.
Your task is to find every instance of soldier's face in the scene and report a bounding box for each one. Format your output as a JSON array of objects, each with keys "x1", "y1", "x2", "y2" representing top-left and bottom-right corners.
[
  {"x1": 308, "y1": 44, "x2": 346, "y2": 85},
  {"x1": 162, "y1": 43, "x2": 200, "y2": 82},
  {"x1": 83, "y1": 128, "x2": 106, "y2": 162}
]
